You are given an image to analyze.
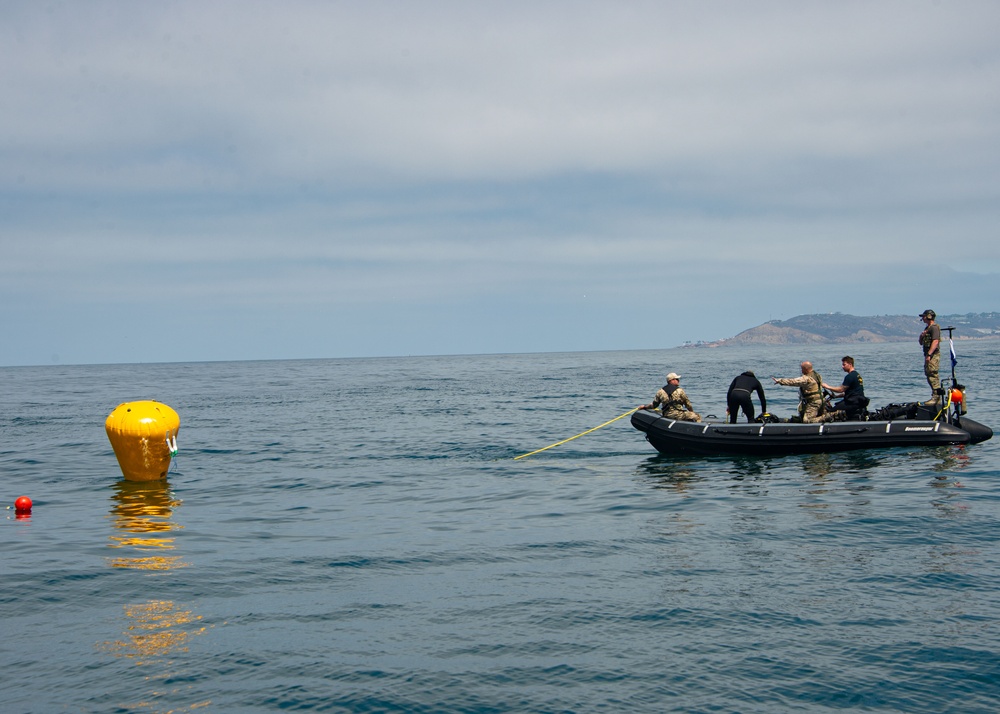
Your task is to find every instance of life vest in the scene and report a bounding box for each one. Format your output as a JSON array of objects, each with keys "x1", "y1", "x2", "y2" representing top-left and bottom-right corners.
[
  {"x1": 920, "y1": 326, "x2": 940, "y2": 355},
  {"x1": 796, "y1": 372, "x2": 824, "y2": 411},
  {"x1": 798, "y1": 372, "x2": 821, "y2": 398},
  {"x1": 813, "y1": 372, "x2": 826, "y2": 413},
  {"x1": 661, "y1": 383, "x2": 682, "y2": 410}
]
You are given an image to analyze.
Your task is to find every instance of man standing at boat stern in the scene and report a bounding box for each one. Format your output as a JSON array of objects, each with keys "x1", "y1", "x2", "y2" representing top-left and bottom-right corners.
[
  {"x1": 919, "y1": 309, "x2": 942, "y2": 404},
  {"x1": 773, "y1": 362, "x2": 826, "y2": 423},
  {"x1": 641, "y1": 373, "x2": 702, "y2": 422}
]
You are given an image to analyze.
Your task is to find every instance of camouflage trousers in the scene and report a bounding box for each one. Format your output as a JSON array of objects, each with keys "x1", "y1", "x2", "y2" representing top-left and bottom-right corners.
[
  {"x1": 665, "y1": 409, "x2": 701, "y2": 423},
  {"x1": 800, "y1": 400, "x2": 827, "y2": 424},
  {"x1": 924, "y1": 351, "x2": 941, "y2": 395}
]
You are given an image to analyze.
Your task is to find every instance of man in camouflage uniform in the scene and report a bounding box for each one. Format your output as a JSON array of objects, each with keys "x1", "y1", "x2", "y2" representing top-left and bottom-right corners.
[
  {"x1": 772, "y1": 361, "x2": 830, "y2": 423},
  {"x1": 919, "y1": 309, "x2": 941, "y2": 404},
  {"x1": 640, "y1": 372, "x2": 702, "y2": 422}
]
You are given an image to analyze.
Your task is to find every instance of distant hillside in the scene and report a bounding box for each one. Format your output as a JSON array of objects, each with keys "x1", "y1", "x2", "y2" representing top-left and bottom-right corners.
[{"x1": 689, "y1": 312, "x2": 1000, "y2": 347}]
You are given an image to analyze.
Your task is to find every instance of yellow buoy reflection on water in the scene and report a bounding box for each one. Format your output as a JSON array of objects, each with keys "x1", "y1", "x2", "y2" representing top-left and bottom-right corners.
[{"x1": 105, "y1": 401, "x2": 180, "y2": 481}]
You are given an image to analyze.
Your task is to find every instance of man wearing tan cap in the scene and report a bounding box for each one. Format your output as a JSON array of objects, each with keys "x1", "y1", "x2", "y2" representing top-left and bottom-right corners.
[{"x1": 640, "y1": 372, "x2": 702, "y2": 422}]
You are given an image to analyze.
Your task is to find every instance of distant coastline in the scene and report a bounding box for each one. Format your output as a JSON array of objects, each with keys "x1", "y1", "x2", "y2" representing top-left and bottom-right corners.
[{"x1": 684, "y1": 312, "x2": 1000, "y2": 348}]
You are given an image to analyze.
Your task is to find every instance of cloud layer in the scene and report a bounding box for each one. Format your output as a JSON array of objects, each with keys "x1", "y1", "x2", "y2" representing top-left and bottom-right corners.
[{"x1": 2, "y1": 1, "x2": 999, "y2": 364}]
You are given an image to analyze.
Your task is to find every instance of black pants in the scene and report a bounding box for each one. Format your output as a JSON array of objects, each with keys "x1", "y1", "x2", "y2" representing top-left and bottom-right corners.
[
  {"x1": 830, "y1": 396, "x2": 869, "y2": 420},
  {"x1": 727, "y1": 391, "x2": 756, "y2": 423}
]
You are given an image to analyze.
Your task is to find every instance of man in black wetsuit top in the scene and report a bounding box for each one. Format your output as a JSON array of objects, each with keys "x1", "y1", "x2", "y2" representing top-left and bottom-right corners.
[
  {"x1": 822, "y1": 356, "x2": 869, "y2": 420},
  {"x1": 726, "y1": 370, "x2": 767, "y2": 424}
]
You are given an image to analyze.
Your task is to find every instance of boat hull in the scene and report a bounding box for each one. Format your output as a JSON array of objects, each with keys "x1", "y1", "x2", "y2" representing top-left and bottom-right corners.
[{"x1": 631, "y1": 409, "x2": 991, "y2": 457}]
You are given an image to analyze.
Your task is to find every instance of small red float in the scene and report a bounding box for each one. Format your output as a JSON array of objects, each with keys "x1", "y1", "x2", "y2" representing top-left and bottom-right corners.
[{"x1": 14, "y1": 496, "x2": 32, "y2": 513}]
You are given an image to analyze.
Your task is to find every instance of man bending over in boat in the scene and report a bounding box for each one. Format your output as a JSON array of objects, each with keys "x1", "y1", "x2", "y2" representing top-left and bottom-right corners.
[
  {"x1": 773, "y1": 362, "x2": 828, "y2": 423},
  {"x1": 726, "y1": 370, "x2": 767, "y2": 424},
  {"x1": 822, "y1": 356, "x2": 869, "y2": 421},
  {"x1": 640, "y1": 372, "x2": 702, "y2": 422}
]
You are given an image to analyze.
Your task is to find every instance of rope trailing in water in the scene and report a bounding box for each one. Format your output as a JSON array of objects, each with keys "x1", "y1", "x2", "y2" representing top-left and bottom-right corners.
[{"x1": 513, "y1": 407, "x2": 639, "y2": 460}]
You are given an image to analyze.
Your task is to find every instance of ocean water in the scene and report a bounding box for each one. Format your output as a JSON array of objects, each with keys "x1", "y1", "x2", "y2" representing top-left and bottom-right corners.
[{"x1": 2, "y1": 341, "x2": 1000, "y2": 713}]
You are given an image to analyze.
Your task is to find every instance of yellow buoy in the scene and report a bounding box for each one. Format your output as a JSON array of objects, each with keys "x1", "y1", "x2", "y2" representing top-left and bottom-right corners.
[{"x1": 105, "y1": 401, "x2": 180, "y2": 481}]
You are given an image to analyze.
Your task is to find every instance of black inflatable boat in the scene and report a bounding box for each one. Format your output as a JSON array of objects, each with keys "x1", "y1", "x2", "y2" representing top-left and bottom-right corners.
[{"x1": 631, "y1": 404, "x2": 993, "y2": 457}]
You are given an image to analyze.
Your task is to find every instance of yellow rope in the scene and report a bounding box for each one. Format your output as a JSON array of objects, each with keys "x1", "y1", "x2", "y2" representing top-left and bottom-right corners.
[
  {"x1": 934, "y1": 391, "x2": 952, "y2": 421},
  {"x1": 513, "y1": 407, "x2": 639, "y2": 460}
]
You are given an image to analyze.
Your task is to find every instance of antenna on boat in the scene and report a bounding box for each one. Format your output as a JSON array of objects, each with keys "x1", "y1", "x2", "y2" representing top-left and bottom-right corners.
[
  {"x1": 942, "y1": 326, "x2": 957, "y2": 384},
  {"x1": 941, "y1": 325, "x2": 967, "y2": 421}
]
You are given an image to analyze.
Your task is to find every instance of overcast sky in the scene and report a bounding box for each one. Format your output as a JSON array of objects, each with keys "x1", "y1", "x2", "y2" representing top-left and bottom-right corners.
[{"x1": 2, "y1": 1, "x2": 998, "y2": 366}]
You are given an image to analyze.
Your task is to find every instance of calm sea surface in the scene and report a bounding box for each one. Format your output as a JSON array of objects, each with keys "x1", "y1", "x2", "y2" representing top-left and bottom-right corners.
[{"x1": 3, "y1": 342, "x2": 1000, "y2": 713}]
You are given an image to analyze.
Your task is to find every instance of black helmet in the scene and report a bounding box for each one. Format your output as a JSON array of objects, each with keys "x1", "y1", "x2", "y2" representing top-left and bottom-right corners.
[{"x1": 919, "y1": 309, "x2": 936, "y2": 319}]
